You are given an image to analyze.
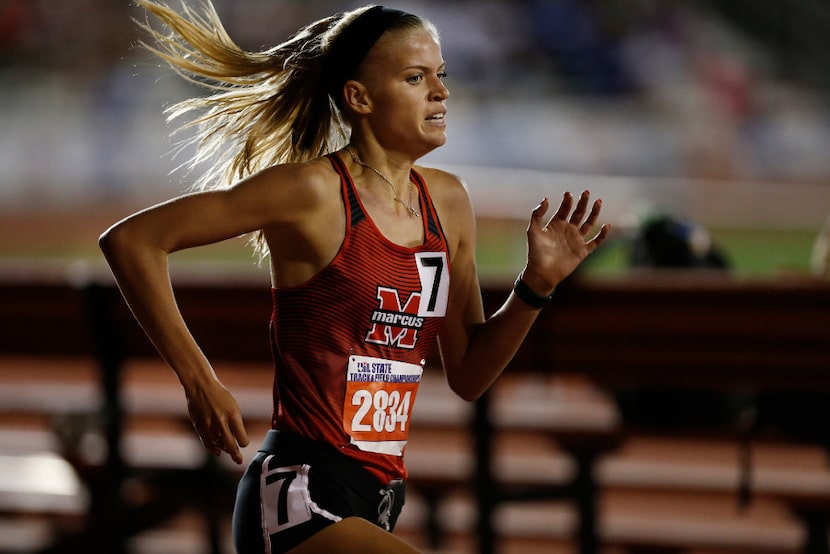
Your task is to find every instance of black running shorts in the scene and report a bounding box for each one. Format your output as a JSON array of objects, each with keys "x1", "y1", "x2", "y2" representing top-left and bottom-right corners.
[{"x1": 232, "y1": 430, "x2": 405, "y2": 553}]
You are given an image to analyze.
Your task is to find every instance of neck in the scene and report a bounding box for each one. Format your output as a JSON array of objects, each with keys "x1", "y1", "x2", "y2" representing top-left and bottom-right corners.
[
  {"x1": 344, "y1": 146, "x2": 420, "y2": 218},
  {"x1": 346, "y1": 144, "x2": 411, "y2": 177}
]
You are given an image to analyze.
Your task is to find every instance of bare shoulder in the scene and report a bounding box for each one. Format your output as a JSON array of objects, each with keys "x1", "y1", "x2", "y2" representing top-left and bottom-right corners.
[
  {"x1": 413, "y1": 165, "x2": 472, "y2": 212},
  {"x1": 414, "y1": 165, "x2": 475, "y2": 257},
  {"x1": 234, "y1": 156, "x2": 340, "y2": 221},
  {"x1": 242, "y1": 156, "x2": 336, "y2": 198}
]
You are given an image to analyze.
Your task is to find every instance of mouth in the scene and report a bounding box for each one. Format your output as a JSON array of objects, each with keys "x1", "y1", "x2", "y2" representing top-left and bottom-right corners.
[{"x1": 426, "y1": 112, "x2": 446, "y2": 122}]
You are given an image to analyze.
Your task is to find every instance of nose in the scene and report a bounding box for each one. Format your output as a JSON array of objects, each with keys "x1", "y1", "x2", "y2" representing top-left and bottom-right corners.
[{"x1": 431, "y1": 76, "x2": 449, "y2": 101}]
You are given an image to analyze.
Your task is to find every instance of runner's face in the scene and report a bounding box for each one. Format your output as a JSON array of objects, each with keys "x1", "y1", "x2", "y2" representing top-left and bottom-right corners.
[{"x1": 358, "y1": 28, "x2": 449, "y2": 157}]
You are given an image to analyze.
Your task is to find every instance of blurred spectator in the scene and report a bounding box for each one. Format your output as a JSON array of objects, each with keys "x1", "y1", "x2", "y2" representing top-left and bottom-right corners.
[
  {"x1": 629, "y1": 214, "x2": 729, "y2": 269},
  {"x1": 617, "y1": 214, "x2": 741, "y2": 431},
  {"x1": 525, "y1": 0, "x2": 636, "y2": 95}
]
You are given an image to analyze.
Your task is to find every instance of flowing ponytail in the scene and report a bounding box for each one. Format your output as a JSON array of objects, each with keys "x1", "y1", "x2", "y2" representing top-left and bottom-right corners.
[
  {"x1": 135, "y1": 1, "x2": 434, "y2": 257},
  {"x1": 136, "y1": 0, "x2": 354, "y2": 186}
]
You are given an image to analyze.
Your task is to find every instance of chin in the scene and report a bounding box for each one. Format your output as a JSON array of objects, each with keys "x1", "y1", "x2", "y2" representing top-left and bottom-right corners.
[
  {"x1": 427, "y1": 133, "x2": 448, "y2": 149},
  {"x1": 408, "y1": 132, "x2": 447, "y2": 159},
  {"x1": 416, "y1": 142, "x2": 445, "y2": 159}
]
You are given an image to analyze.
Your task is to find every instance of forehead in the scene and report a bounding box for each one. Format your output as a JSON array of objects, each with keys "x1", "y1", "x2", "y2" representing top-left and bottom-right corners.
[{"x1": 363, "y1": 27, "x2": 444, "y2": 71}]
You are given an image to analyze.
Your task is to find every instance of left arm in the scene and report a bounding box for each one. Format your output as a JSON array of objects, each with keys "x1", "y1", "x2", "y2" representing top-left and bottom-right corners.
[{"x1": 438, "y1": 186, "x2": 610, "y2": 401}]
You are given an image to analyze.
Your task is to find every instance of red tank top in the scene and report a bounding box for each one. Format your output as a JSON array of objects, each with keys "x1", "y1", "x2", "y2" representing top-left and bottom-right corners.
[{"x1": 269, "y1": 153, "x2": 450, "y2": 483}]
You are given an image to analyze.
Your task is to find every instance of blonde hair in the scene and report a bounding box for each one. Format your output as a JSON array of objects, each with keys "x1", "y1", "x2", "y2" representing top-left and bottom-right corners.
[{"x1": 136, "y1": 0, "x2": 432, "y2": 257}]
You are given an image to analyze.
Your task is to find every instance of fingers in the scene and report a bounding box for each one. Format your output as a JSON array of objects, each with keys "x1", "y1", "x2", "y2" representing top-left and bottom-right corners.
[
  {"x1": 588, "y1": 223, "x2": 612, "y2": 252},
  {"x1": 227, "y1": 414, "x2": 249, "y2": 464},
  {"x1": 550, "y1": 192, "x2": 573, "y2": 222},
  {"x1": 208, "y1": 431, "x2": 224, "y2": 457},
  {"x1": 579, "y1": 198, "x2": 602, "y2": 235},
  {"x1": 546, "y1": 191, "x2": 602, "y2": 234},
  {"x1": 187, "y1": 383, "x2": 249, "y2": 464},
  {"x1": 230, "y1": 414, "x2": 250, "y2": 448},
  {"x1": 197, "y1": 427, "x2": 222, "y2": 458},
  {"x1": 536, "y1": 191, "x2": 608, "y2": 256},
  {"x1": 535, "y1": 192, "x2": 586, "y2": 230},
  {"x1": 199, "y1": 415, "x2": 249, "y2": 465},
  {"x1": 568, "y1": 190, "x2": 590, "y2": 226}
]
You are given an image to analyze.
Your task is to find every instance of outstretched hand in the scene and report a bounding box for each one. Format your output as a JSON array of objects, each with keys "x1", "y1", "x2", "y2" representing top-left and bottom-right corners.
[
  {"x1": 522, "y1": 190, "x2": 610, "y2": 294},
  {"x1": 185, "y1": 378, "x2": 250, "y2": 464}
]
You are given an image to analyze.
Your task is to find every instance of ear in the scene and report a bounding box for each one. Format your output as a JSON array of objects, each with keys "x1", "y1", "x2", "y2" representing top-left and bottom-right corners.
[{"x1": 342, "y1": 80, "x2": 372, "y2": 115}]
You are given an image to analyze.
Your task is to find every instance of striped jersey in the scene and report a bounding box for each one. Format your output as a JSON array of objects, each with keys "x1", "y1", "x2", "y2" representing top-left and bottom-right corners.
[{"x1": 269, "y1": 153, "x2": 450, "y2": 483}]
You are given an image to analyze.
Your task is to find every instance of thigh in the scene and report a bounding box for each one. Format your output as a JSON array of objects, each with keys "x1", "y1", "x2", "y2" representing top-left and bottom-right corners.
[{"x1": 288, "y1": 517, "x2": 420, "y2": 554}]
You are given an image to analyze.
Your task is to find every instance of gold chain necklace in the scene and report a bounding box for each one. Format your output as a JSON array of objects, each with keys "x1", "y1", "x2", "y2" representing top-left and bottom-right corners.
[{"x1": 345, "y1": 147, "x2": 420, "y2": 218}]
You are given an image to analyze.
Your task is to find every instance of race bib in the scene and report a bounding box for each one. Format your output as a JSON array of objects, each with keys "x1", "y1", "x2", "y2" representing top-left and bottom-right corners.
[{"x1": 343, "y1": 355, "x2": 423, "y2": 456}]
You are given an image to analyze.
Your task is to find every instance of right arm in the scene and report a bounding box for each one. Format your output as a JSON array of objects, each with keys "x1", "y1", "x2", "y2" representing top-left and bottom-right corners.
[{"x1": 99, "y1": 163, "x2": 330, "y2": 463}]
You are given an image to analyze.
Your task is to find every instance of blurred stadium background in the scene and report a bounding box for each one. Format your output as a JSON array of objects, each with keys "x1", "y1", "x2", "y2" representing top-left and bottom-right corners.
[
  {"x1": 1, "y1": 1, "x2": 830, "y2": 553},
  {"x1": 1, "y1": 0, "x2": 829, "y2": 277}
]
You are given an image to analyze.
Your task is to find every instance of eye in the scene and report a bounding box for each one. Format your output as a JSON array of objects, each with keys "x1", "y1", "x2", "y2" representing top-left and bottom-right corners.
[
  {"x1": 438, "y1": 71, "x2": 448, "y2": 79},
  {"x1": 406, "y1": 74, "x2": 424, "y2": 84}
]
